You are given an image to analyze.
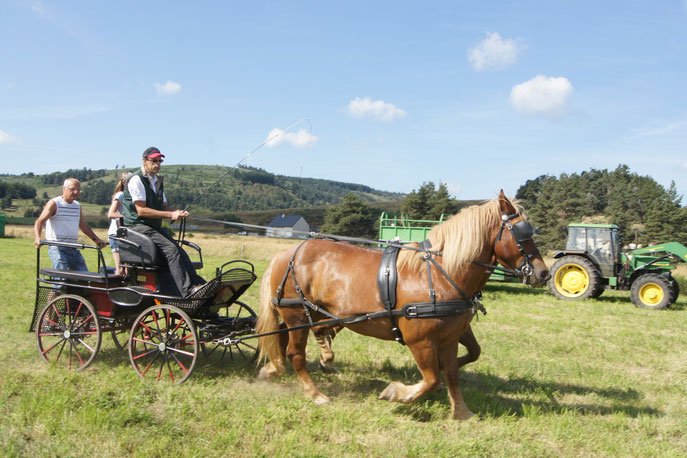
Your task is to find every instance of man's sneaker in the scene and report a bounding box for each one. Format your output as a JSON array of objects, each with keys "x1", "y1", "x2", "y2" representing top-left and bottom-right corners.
[{"x1": 187, "y1": 284, "x2": 206, "y2": 297}]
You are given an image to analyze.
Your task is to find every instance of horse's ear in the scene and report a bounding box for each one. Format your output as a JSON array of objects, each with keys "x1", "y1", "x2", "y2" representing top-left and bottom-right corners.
[{"x1": 498, "y1": 189, "x2": 515, "y2": 213}]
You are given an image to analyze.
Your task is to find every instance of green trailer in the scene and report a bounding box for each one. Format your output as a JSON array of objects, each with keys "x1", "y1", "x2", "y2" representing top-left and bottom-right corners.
[{"x1": 378, "y1": 212, "x2": 517, "y2": 282}]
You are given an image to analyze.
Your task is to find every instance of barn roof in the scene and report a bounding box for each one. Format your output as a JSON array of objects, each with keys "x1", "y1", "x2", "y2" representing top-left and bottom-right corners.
[{"x1": 267, "y1": 214, "x2": 305, "y2": 228}]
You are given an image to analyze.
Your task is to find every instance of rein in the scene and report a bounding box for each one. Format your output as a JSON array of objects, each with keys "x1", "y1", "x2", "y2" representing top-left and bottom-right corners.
[{"x1": 198, "y1": 211, "x2": 538, "y2": 345}]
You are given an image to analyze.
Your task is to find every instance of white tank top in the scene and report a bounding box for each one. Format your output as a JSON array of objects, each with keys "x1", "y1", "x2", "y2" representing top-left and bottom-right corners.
[{"x1": 45, "y1": 196, "x2": 81, "y2": 243}]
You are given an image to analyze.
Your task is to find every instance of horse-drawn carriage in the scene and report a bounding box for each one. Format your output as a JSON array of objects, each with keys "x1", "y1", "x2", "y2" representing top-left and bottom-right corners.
[
  {"x1": 30, "y1": 226, "x2": 259, "y2": 384},
  {"x1": 30, "y1": 193, "x2": 550, "y2": 419}
]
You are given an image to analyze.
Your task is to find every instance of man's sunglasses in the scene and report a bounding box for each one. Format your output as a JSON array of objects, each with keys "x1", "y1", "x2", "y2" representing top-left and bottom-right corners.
[{"x1": 147, "y1": 158, "x2": 163, "y2": 164}]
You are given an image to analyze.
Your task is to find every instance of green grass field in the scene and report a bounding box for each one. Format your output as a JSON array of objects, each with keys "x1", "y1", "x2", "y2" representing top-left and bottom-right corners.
[{"x1": 1, "y1": 234, "x2": 686, "y2": 456}]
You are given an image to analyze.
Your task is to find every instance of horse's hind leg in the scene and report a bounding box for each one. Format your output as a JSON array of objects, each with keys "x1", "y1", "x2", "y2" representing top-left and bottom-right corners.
[
  {"x1": 457, "y1": 325, "x2": 481, "y2": 369},
  {"x1": 287, "y1": 327, "x2": 331, "y2": 405},
  {"x1": 314, "y1": 325, "x2": 342, "y2": 373},
  {"x1": 440, "y1": 340, "x2": 474, "y2": 420},
  {"x1": 257, "y1": 322, "x2": 289, "y2": 380},
  {"x1": 379, "y1": 341, "x2": 442, "y2": 404}
]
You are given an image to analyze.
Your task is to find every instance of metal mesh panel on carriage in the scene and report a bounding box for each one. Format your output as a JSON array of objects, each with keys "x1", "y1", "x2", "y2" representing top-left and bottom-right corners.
[
  {"x1": 163, "y1": 266, "x2": 257, "y2": 316},
  {"x1": 30, "y1": 286, "x2": 54, "y2": 331}
]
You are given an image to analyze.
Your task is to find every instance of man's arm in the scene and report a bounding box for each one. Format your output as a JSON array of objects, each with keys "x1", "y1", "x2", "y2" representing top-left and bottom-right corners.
[
  {"x1": 79, "y1": 213, "x2": 107, "y2": 248},
  {"x1": 134, "y1": 201, "x2": 188, "y2": 221},
  {"x1": 33, "y1": 200, "x2": 56, "y2": 248}
]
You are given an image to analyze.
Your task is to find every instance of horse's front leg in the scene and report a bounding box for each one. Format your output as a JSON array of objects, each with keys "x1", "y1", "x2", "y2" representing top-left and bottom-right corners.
[
  {"x1": 313, "y1": 325, "x2": 342, "y2": 373},
  {"x1": 379, "y1": 341, "x2": 441, "y2": 404},
  {"x1": 286, "y1": 327, "x2": 331, "y2": 405},
  {"x1": 439, "y1": 340, "x2": 475, "y2": 420},
  {"x1": 457, "y1": 324, "x2": 481, "y2": 369}
]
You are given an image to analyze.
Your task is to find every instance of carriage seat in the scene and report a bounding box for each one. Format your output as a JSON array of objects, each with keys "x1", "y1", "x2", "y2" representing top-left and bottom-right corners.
[
  {"x1": 115, "y1": 227, "x2": 160, "y2": 267},
  {"x1": 40, "y1": 268, "x2": 124, "y2": 284},
  {"x1": 114, "y1": 227, "x2": 203, "y2": 270}
]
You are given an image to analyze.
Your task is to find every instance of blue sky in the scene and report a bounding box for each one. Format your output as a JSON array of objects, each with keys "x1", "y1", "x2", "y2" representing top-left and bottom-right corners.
[{"x1": 1, "y1": 1, "x2": 686, "y2": 202}]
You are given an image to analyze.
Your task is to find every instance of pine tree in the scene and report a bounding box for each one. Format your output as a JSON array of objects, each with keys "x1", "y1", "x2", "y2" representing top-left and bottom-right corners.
[{"x1": 320, "y1": 192, "x2": 378, "y2": 239}]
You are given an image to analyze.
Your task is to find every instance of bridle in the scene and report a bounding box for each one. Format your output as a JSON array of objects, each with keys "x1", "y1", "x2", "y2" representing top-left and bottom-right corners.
[{"x1": 474, "y1": 212, "x2": 539, "y2": 279}]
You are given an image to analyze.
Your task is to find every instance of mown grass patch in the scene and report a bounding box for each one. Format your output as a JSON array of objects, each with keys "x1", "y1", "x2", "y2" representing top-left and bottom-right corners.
[{"x1": 1, "y1": 233, "x2": 686, "y2": 456}]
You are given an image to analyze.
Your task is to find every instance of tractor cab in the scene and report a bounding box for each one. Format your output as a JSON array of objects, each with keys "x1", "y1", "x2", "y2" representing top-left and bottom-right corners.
[{"x1": 565, "y1": 224, "x2": 619, "y2": 277}]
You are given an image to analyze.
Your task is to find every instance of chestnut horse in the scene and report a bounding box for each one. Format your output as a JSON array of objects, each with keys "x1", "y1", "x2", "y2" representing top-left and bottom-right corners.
[{"x1": 256, "y1": 192, "x2": 550, "y2": 419}]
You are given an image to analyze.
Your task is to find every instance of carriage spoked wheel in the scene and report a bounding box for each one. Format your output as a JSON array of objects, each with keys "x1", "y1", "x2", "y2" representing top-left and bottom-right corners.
[
  {"x1": 200, "y1": 300, "x2": 259, "y2": 364},
  {"x1": 35, "y1": 294, "x2": 102, "y2": 371},
  {"x1": 128, "y1": 304, "x2": 199, "y2": 384}
]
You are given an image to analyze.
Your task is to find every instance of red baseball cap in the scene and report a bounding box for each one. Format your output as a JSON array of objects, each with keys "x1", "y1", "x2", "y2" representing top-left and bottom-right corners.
[{"x1": 142, "y1": 146, "x2": 165, "y2": 159}]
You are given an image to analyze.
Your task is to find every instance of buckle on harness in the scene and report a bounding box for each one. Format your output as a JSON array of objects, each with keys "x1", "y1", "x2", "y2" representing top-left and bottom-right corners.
[{"x1": 405, "y1": 305, "x2": 418, "y2": 317}]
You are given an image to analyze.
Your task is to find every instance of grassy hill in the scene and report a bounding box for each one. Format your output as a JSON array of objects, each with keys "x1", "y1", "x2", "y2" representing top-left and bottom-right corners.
[{"x1": 1, "y1": 166, "x2": 407, "y2": 230}]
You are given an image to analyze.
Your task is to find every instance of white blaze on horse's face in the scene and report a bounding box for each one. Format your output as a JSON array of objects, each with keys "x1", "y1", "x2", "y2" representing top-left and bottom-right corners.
[{"x1": 494, "y1": 214, "x2": 550, "y2": 287}]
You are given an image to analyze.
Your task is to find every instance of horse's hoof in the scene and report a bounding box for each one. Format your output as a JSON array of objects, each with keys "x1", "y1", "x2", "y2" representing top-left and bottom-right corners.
[
  {"x1": 378, "y1": 382, "x2": 401, "y2": 402},
  {"x1": 453, "y1": 409, "x2": 475, "y2": 421},
  {"x1": 313, "y1": 394, "x2": 331, "y2": 405},
  {"x1": 319, "y1": 362, "x2": 340, "y2": 374},
  {"x1": 257, "y1": 365, "x2": 277, "y2": 381}
]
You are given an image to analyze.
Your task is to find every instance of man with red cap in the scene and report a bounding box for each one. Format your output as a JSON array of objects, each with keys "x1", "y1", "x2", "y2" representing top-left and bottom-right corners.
[{"x1": 121, "y1": 147, "x2": 204, "y2": 296}]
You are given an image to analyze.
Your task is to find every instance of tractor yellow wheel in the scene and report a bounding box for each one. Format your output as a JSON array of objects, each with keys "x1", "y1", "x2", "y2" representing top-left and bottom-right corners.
[
  {"x1": 638, "y1": 283, "x2": 664, "y2": 305},
  {"x1": 548, "y1": 255, "x2": 601, "y2": 301},
  {"x1": 555, "y1": 264, "x2": 589, "y2": 297},
  {"x1": 631, "y1": 274, "x2": 672, "y2": 310}
]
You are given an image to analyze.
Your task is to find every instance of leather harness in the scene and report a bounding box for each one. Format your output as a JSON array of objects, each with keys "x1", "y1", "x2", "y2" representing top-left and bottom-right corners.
[{"x1": 272, "y1": 212, "x2": 536, "y2": 345}]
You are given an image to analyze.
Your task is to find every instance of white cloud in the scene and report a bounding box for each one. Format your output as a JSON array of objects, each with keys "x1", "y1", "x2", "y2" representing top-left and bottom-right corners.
[
  {"x1": 265, "y1": 128, "x2": 317, "y2": 148},
  {"x1": 347, "y1": 97, "x2": 407, "y2": 122},
  {"x1": 468, "y1": 32, "x2": 522, "y2": 71},
  {"x1": 510, "y1": 75, "x2": 573, "y2": 118},
  {"x1": 0, "y1": 130, "x2": 19, "y2": 144},
  {"x1": 154, "y1": 81, "x2": 182, "y2": 96}
]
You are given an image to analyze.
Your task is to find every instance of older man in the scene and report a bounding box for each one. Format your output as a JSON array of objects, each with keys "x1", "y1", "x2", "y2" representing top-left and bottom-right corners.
[
  {"x1": 34, "y1": 178, "x2": 107, "y2": 270},
  {"x1": 121, "y1": 147, "x2": 205, "y2": 296}
]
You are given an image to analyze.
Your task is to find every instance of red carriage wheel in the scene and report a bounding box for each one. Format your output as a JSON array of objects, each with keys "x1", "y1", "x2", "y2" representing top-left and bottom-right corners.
[
  {"x1": 128, "y1": 305, "x2": 199, "y2": 384},
  {"x1": 35, "y1": 294, "x2": 102, "y2": 371}
]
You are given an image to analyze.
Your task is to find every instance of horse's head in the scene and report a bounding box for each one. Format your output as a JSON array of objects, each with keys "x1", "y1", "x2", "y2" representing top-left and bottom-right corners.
[{"x1": 493, "y1": 191, "x2": 550, "y2": 287}]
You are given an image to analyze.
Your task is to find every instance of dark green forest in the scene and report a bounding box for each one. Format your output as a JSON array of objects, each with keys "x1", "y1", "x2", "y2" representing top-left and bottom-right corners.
[
  {"x1": 515, "y1": 165, "x2": 687, "y2": 250},
  {"x1": 2, "y1": 164, "x2": 685, "y2": 250}
]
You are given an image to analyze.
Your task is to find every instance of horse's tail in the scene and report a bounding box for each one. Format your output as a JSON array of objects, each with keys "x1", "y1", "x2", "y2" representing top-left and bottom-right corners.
[{"x1": 257, "y1": 262, "x2": 282, "y2": 368}]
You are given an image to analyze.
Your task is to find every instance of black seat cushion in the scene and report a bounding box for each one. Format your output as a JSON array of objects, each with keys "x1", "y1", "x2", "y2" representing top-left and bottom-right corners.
[{"x1": 116, "y1": 227, "x2": 159, "y2": 267}]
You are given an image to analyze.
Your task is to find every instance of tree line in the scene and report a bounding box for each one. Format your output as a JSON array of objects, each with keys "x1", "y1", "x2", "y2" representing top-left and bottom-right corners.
[
  {"x1": 321, "y1": 182, "x2": 463, "y2": 239},
  {"x1": 5, "y1": 164, "x2": 685, "y2": 251},
  {"x1": 41, "y1": 168, "x2": 108, "y2": 185},
  {"x1": 516, "y1": 165, "x2": 687, "y2": 250},
  {"x1": 321, "y1": 167, "x2": 686, "y2": 249}
]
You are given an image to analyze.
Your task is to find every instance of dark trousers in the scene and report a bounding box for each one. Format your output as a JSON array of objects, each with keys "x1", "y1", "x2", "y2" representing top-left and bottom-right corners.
[{"x1": 130, "y1": 224, "x2": 204, "y2": 296}]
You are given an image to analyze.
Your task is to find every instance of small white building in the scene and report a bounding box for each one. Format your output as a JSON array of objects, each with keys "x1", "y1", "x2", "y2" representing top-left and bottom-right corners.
[{"x1": 266, "y1": 214, "x2": 310, "y2": 239}]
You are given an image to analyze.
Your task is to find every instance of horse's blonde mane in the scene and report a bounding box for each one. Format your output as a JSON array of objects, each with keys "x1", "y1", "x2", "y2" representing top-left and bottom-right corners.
[{"x1": 397, "y1": 198, "x2": 505, "y2": 276}]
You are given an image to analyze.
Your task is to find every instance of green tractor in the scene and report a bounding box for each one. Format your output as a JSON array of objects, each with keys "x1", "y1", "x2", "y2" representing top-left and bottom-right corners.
[{"x1": 549, "y1": 223, "x2": 686, "y2": 309}]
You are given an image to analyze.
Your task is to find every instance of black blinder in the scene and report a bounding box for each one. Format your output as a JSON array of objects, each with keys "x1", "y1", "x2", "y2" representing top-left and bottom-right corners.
[{"x1": 511, "y1": 220, "x2": 535, "y2": 242}]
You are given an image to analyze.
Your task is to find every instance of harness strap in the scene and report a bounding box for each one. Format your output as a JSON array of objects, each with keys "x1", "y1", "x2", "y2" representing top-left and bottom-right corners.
[
  {"x1": 275, "y1": 241, "x2": 317, "y2": 326},
  {"x1": 377, "y1": 245, "x2": 404, "y2": 345},
  {"x1": 421, "y1": 240, "x2": 470, "y2": 300}
]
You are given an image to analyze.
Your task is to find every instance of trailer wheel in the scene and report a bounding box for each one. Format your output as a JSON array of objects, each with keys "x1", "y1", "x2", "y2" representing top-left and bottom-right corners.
[
  {"x1": 129, "y1": 305, "x2": 199, "y2": 384},
  {"x1": 549, "y1": 256, "x2": 602, "y2": 300},
  {"x1": 36, "y1": 294, "x2": 101, "y2": 371},
  {"x1": 630, "y1": 274, "x2": 673, "y2": 310}
]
